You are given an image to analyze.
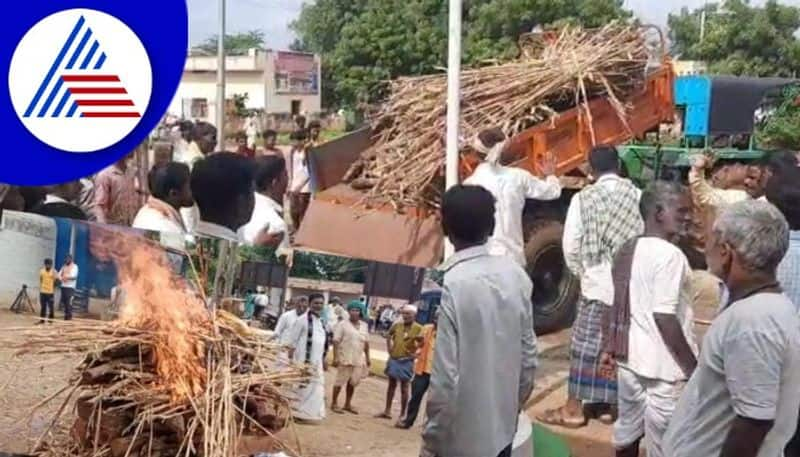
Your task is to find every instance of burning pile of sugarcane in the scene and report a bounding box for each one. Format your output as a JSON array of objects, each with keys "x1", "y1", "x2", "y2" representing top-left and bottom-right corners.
[
  {"x1": 343, "y1": 23, "x2": 659, "y2": 210},
  {"x1": 1, "y1": 226, "x2": 308, "y2": 457}
]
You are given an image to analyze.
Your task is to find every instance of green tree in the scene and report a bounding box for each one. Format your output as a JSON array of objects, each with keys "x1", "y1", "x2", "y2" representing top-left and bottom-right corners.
[
  {"x1": 758, "y1": 85, "x2": 800, "y2": 149},
  {"x1": 291, "y1": 0, "x2": 631, "y2": 108},
  {"x1": 196, "y1": 30, "x2": 266, "y2": 55},
  {"x1": 668, "y1": 0, "x2": 800, "y2": 77}
]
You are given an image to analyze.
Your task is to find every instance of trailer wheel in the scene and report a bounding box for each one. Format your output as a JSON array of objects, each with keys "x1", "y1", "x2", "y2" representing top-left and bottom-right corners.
[{"x1": 524, "y1": 219, "x2": 580, "y2": 334}]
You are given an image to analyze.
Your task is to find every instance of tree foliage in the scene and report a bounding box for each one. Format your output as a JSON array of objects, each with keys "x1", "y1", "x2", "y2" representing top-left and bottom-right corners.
[
  {"x1": 758, "y1": 85, "x2": 800, "y2": 150},
  {"x1": 196, "y1": 30, "x2": 266, "y2": 55},
  {"x1": 291, "y1": 0, "x2": 631, "y2": 108},
  {"x1": 237, "y1": 245, "x2": 367, "y2": 283},
  {"x1": 669, "y1": 0, "x2": 800, "y2": 77}
]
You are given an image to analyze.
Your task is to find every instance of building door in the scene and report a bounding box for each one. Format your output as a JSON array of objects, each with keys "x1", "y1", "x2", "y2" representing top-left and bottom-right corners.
[{"x1": 291, "y1": 100, "x2": 301, "y2": 116}]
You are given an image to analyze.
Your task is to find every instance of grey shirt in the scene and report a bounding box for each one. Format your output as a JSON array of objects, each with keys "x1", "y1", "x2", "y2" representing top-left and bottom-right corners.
[
  {"x1": 422, "y1": 246, "x2": 538, "y2": 457},
  {"x1": 664, "y1": 292, "x2": 800, "y2": 457}
]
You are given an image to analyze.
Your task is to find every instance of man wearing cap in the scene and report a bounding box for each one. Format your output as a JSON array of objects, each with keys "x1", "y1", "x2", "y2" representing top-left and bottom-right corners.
[
  {"x1": 376, "y1": 304, "x2": 423, "y2": 421},
  {"x1": 331, "y1": 300, "x2": 371, "y2": 414}
]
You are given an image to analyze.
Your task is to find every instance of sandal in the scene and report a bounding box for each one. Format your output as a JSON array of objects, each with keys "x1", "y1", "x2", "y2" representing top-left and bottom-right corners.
[
  {"x1": 344, "y1": 406, "x2": 359, "y2": 415},
  {"x1": 597, "y1": 413, "x2": 615, "y2": 425},
  {"x1": 374, "y1": 412, "x2": 392, "y2": 420},
  {"x1": 331, "y1": 406, "x2": 345, "y2": 414},
  {"x1": 536, "y1": 407, "x2": 587, "y2": 429}
]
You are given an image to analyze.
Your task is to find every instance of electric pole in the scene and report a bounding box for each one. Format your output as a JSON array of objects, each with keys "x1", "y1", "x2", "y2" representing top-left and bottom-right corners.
[{"x1": 216, "y1": 0, "x2": 226, "y2": 151}]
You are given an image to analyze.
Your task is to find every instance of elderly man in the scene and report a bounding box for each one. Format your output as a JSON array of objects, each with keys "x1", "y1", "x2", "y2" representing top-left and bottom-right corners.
[
  {"x1": 543, "y1": 146, "x2": 643, "y2": 427},
  {"x1": 331, "y1": 301, "x2": 371, "y2": 414},
  {"x1": 376, "y1": 304, "x2": 423, "y2": 421},
  {"x1": 285, "y1": 293, "x2": 327, "y2": 422},
  {"x1": 664, "y1": 200, "x2": 800, "y2": 457},
  {"x1": 422, "y1": 185, "x2": 537, "y2": 457},
  {"x1": 601, "y1": 182, "x2": 697, "y2": 457}
]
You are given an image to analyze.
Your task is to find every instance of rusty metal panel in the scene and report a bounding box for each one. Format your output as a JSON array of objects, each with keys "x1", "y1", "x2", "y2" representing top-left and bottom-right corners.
[
  {"x1": 363, "y1": 261, "x2": 426, "y2": 302},
  {"x1": 295, "y1": 185, "x2": 443, "y2": 268},
  {"x1": 307, "y1": 128, "x2": 373, "y2": 192},
  {"x1": 239, "y1": 261, "x2": 288, "y2": 291}
]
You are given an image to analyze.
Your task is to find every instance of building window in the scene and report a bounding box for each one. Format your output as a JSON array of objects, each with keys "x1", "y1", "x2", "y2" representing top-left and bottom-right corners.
[{"x1": 182, "y1": 98, "x2": 208, "y2": 119}]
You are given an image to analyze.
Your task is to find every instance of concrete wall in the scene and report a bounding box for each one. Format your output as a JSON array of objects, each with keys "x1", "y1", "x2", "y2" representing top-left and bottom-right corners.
[
  {"x1": 168, "y1": 71, "x2": 267, "y2": 123},
  {"x1": 0, "y1": 211, "x2": 57, "y2": 306}
]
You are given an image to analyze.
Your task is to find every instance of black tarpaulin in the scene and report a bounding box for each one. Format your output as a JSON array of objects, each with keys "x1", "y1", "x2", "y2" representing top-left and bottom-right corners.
[{"x1": 709, "y1": 76, "x2": 797, "y2": 135}]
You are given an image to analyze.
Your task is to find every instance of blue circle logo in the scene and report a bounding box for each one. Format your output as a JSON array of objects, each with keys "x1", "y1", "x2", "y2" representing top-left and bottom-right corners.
[{"x1": 2, "y1": 1, "x2": 188, "y2": 184}]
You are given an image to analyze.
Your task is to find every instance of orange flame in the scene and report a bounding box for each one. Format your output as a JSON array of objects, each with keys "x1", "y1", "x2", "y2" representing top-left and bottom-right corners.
[{"x1": 89, "y1": 224, "x2": 210, "y2": 403}]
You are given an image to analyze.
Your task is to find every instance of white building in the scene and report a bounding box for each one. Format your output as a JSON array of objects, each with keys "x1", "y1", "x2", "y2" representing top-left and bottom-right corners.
[
  {"x1": 169, "y1": 48, "x2": 322, "y2": 124},
  {"x1": 674, "y1": 60, "x2": 708, "y2": 76}
]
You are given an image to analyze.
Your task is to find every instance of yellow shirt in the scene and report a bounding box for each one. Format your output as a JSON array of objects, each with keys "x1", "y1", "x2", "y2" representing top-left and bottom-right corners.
[
  {"x1": 388, "y1": 321, "x2": 423, "y2": 359},
  {"x1": 415, "y1": 324, "x2": 437, "y2": 375},
  {"x1": 39, "y1": 268, "x2": 57, "y2": 294}
]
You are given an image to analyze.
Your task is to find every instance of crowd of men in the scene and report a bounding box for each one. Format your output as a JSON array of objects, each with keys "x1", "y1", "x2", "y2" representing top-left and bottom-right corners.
[
  {"x1": 0, "y1": 116, "x2": 324, "y2": 259},
  {"x1": 529, "y1": 145, "x2": 800, "y2": 457}
]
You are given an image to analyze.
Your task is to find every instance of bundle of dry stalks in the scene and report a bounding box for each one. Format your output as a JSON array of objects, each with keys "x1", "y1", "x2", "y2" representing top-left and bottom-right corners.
[
  {"x1": 2, "y1": 314, "x2": 308, "y2": 457},
  {"x1": 344, "y1": 24, "x2": 655, "y2": 210},
  {"x1": 0, "y1": 225, "x2": 309, "y2": 457}
]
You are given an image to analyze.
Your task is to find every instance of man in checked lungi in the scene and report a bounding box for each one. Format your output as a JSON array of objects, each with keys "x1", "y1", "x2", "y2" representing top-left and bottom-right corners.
[{"x1": 539, "y1": 146, "x2": 644, "y2": 428}]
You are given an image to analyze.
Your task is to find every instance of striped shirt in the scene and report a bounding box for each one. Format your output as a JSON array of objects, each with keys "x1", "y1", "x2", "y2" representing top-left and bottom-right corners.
[{"x1": 778, "y1": 231, "x2": 800, "y2": 313}]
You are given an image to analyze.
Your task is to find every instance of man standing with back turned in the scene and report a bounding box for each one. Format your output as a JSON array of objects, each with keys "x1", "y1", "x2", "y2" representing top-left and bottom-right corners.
[
  {"x1": 541, "y1": 146, "x2": 643, "y2": 428},
  {"x1": 422, "y1": 185, "x2": 537, "y2": 457},
  {"x1": 664, "y1": 200, "x2": 800, "y2": 457}
]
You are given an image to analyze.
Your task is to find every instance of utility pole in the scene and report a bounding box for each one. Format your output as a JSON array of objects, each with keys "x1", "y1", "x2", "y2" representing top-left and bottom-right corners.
[
  {"x1": 444, "y1": 0, "x2": 462, "y2": 260},
  {"x1": 700, "y1": 9, "x2": 707, "y2": 42},
  {"x1": 216, "y1": 0, "x2": 226, "y2": 151}
]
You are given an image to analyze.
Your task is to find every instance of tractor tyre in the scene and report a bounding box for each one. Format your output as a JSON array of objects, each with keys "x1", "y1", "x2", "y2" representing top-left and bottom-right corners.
[{"x1": 524, "y1": 219, "x2": 580, "y2": 335}]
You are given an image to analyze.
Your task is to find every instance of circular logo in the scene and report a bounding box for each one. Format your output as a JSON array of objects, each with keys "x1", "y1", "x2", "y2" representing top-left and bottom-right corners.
[{"x1": 8, "y1": 9, "x2": 152, "y2": 153}]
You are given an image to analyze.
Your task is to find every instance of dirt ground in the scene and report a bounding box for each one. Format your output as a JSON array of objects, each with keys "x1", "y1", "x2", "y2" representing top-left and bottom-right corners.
[{"x1": 0, "y1": 300, "x2": 718, "y2": 457}]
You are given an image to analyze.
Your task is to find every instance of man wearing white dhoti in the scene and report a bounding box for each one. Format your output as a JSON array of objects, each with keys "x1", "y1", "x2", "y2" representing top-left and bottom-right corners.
[{"x1": 285, "y1": 293, "x2": 327, "y2": 422}]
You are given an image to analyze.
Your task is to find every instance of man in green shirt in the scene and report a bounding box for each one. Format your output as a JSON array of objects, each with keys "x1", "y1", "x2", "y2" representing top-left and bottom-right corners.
[{"x1": 376, "y1": 305, "x2": 423, "y2": 420}]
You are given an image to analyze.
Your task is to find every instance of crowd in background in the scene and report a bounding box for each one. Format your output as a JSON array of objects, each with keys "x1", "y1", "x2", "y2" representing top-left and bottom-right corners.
[{"x1": 0, "y1": 115, "x2": 325, "y2": 266}]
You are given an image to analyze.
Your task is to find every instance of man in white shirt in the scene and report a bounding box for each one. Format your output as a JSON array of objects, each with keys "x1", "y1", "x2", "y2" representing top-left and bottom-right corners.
[
  {"x1": 600, "y1": 182, "x2": 697, "y2": 457},
  {"x1": 238, "y1": 156, "x2": 290, "y2": 256},
  {"x1": 58, "y1": 254, "x2": 79, "y2": 321},
  {"x1": 190, "y1": 153, "x2": 255, "y2": 243},
  {"x1": 422, "y1": 185, "x2": 537, "y2": 457},
  {"x1": 274, "y1": 296, "x2": 308, "y2": 343},
  {"x1": 463, "y1": 128, "x2": 561, "y2": 266},
  {"x1": 133, "y1": 162, "x2": 193, "y2": 234},
  {"x1": 542, "y1": 146, "x2": 643, "y2": 428},
  {"x1": 287, "y1": 130, "x2": 311, "y2": 231},
  {"x1": 664, "y1": 200, "x2": 800, "y2": 457}
]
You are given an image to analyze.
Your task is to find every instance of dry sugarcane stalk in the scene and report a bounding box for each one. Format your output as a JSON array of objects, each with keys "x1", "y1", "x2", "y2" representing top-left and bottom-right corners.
[
  {"x1": 349, "y1": 24, "x2": 655, "y2": 211},
  {"x1": 1, "y1": 311, "x2": 310, "y2": 457}
]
